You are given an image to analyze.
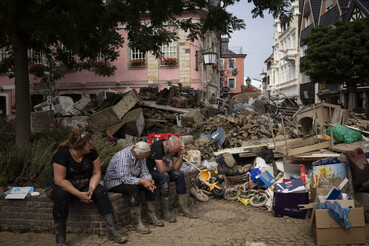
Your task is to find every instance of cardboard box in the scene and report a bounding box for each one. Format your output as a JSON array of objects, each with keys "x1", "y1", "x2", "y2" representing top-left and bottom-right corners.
[
  {"x1": 283, "y1": 163, "x2": 306, "y2": 184},
  {"x1": 275, "y1": 178, "x2": 306, "y2": 193},
  {"x1": 273, "y1": 191, "x2": 309, "y2": 219},
  {"x1": 310, "y1": 177, "x2": 349, "y2": 202},
  {"x1": 310, "y1": 201, "x2": 365, "y2": 245}
]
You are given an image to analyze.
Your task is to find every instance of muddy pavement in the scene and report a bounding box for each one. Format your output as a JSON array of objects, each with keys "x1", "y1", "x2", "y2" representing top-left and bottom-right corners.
[{"x1": 1, "y1": 198, "x2": 369, "y2": 246}]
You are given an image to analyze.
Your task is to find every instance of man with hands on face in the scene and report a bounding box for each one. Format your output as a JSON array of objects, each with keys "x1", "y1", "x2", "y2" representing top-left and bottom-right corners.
[
  {"x1": 146, "y1": 136, "x2": 196, "y2": 223},
  {"x1": 104, "y1": 141, "x2": 164, "y2": 234}
]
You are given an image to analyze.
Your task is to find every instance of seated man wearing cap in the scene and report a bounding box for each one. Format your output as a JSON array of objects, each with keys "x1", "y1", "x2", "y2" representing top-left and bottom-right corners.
[
  {"x1": 146, "y1": 136, "x2": 196, "y2": 223},
  {"x1": 104, "y1": 141, "x2": 164, "y2": 234}
]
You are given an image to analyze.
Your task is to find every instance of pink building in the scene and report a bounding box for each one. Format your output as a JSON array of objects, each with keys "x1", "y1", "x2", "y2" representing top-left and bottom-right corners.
[{"x1": 0, "y1": 11, "x2": 220, "y2": 118}]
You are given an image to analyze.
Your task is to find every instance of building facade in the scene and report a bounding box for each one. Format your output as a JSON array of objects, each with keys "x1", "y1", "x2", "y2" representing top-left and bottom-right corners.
[
  {"x1": 0, "y1": 10, "x2": 221, "y2": 118},
  {"x1": 219, "y1": 37, "x2": 246, "y2": 94},
  {"x1": 268, "y1": 0, "x2": 301, "y2": 101}
]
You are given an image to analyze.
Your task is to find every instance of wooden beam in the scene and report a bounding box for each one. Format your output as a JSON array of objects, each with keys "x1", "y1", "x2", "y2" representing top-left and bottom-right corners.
[
  {"x1": 141, "y1": 101, "x2": 190, "y2": 114},
  {"x1": 287, "y1": 141, "x2": 331, "y2": 156}
]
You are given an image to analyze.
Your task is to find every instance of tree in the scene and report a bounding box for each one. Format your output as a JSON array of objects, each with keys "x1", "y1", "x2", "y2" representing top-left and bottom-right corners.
[
  {"x1": 0, "y1": 0, "x2": 294, "y2": 146},
  {"x1": 301, "y1": 18, "x2": 369, "y2": 110}
]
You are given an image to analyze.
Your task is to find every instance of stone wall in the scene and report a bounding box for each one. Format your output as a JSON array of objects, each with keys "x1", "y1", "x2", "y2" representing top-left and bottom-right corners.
[{"x1": 0, "y1": 172, "x2": 196, "y2": 235}]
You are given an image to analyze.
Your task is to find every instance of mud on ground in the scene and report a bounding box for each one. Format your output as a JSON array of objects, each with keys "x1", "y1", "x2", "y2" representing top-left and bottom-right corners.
[{"x1": 1, "y1": 198, "x2": 369, "y2": 246}]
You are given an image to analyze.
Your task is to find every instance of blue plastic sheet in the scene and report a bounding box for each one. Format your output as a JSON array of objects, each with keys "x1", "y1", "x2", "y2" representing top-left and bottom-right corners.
[{"x1": 316, "y1": 201, "x2": 351, "y2": 228}]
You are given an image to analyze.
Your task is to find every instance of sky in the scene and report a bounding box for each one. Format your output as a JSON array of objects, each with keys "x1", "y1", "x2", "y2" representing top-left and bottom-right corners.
[{"x1": 226, "y1": 1, "x2": 275, "y2": 81}]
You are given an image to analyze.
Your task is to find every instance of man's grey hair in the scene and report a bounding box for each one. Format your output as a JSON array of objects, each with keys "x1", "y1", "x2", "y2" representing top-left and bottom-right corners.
[
  {"x1": 167, "y1": 136, "x2": 181, "y2": 150},
  {"x1": 131, "y1": 141, "x2": 150, "y2": 156}
]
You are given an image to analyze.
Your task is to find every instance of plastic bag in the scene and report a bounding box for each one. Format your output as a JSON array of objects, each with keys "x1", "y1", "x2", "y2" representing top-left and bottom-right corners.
[{"x1": 326, "y1": 123, "x2": 362, "y2": 144}]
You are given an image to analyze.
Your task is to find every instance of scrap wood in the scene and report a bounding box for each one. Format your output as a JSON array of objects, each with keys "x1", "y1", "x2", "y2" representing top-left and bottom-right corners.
[
  {"x1": 106, "y1": 108, "x2": 144, "y2": 136},
  {"x1": 345, "y1": 125, "x2": 369, "y2": 136},
  {"x1": 213, "y1": 147, "x2": 253, "y2": 156},
  {"x1": 287, "y1": 141, "x2": 331, "y2": 156},
  {"x1": 329, "y1": 140, "x2": 369, "y2": 153},
  {"x1": 141, "y1": 101, "x2": 191, "y2": 114}
]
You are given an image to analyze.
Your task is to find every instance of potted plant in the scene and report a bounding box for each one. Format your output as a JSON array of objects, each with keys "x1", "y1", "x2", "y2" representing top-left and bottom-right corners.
[
  {"x1": 162, "y1": 57, "x2": 177, "y2": 66},
  {"x1": 130, "y1": 58, "x2": 146, "y2": 67}
]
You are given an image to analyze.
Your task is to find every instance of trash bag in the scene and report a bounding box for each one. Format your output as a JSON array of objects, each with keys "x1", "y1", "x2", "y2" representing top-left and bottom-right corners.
[
  {"x1": 209, "y1": 126, "x2": 225, "y2": 147},
  {"x1": 316, "y1": 201, "x2": 351, "y2": 228},
  {"x1": 257, "y1": 146, "x2": 274, "y2": 164},
  {"x1": 326, "y1": 123, "x2": 362, "y2": 144}
]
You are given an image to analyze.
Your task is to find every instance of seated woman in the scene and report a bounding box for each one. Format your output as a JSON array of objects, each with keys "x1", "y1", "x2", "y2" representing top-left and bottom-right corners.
[
  {"x1": 49, "y1": 130, "x2": 126, "y2": 245},
  {"x1": 104, "y1": 141, "x2": 164, "y2": 234}
]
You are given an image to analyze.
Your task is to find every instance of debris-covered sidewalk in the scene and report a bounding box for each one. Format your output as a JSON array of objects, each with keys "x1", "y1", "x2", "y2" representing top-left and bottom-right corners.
[{"x1": 28, "y1": 86, "x2": 369, "y2": 245}]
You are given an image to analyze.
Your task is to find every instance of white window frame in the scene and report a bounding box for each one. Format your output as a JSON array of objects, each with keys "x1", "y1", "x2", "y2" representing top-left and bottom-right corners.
[
  {"x1": 161, "y1": 41, "x2": 177, "y2": 65},
  {"x1": 28, "y1": 49, "x2": 43, "y2": 64},
  {"x1": 96, "y1": 51, "x2": 107, "y2": 61},
  {"x1": 0, "y1": 93, "x2": 9, "y2": 117},
  {"x1": 59, "y1": 43, "x2": 75, "y2": 64},
  {"x1": 130, "y1": 48, "x2": 145, "y2": 60},
  {"x1": 326, "y1": 0, "x2": 333, "y2": 11},
  {"x1": 228, "y1": 78, "x2": 236, "y2": 90},
  {"x1": 305, "y1": 14, "x2": 311, "y2": 27},
  {"x1": 228, "y1": 59, "x2": 235, "y2": 69},
  {"x1": 0, "y1": 47, "x2": 9, "y2": 63},
  {"x1": 218, "y1": 59, "x2": 224, "y2": 70}
]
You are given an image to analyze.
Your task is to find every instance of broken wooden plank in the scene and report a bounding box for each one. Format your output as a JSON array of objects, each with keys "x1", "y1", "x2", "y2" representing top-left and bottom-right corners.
[
  {"x1": 287, "y1": 141, "x2": 331, "y2": 156},
  {"x1": 329, "y1": 140, "x2": 369, "y2": 153},
  {"x1": 141, "y1": 101, "x2": 190, "y2": 114},
  {"x1": 345, "y1": 125, "x2": 369, "y2": 136}
]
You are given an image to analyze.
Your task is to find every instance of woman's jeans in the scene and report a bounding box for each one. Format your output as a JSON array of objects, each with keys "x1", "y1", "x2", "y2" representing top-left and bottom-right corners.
[{"x1": 51, "y1": 184, "x2": 113, "y2": 222}]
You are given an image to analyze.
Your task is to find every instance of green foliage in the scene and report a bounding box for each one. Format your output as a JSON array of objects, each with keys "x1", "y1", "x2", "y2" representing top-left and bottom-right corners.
[
  {"x1": 0, "y1": 117, "x2": 16, "y2": 151},
  {"x1": 0, "y1": 122, "x2": 123, "y2": 187},
  {"x1": 0, "y1": 144, "x2": 32, "y2": 187},
  {"x1": 91, "y1": 133, "x2": 122, "y2": 173},
  {"x1": 31, "y1": 120, "x2": 72, "y2": 144},
  {"x1": 302, "y1": 18, "x2": 369, "y2": 89}
]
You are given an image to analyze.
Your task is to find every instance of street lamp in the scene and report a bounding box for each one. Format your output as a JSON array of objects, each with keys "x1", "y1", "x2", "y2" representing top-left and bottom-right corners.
[
  {"x1": 203, "y1": 51, "x2": 217, "y2": 65},
  {"x1": 195, "y1": 50, "x2": 217, "y2": 71},
  {"x1": 245, "y1": 76, "x2": 251, "y2": 88}
]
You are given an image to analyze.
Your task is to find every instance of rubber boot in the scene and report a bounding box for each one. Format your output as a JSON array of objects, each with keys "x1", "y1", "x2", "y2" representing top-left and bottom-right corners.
[
  {"x1": 147, "y1": 201, "x2": 164, "y2": 226},
  {"x1": 104, "y1": 213, "x2": 127, "y2": 244},
  {"x1": 160, "y1": 197, "x2": 176, "y2": 223},
  {"x1": 177, "y1": 194, "x2": 197, "y2": 218},
  {"x1": 55, "y1": 220, "x2": 66, "y2": 246},
  {"x1": 130, "y1": 206, "x2": 151, "y2": 234}
]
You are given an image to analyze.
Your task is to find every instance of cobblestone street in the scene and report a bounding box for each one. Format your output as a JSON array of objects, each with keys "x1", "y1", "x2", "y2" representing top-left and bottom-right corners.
[{"x1": 1, "y1": 198, "x2": 368, "y2": 246}]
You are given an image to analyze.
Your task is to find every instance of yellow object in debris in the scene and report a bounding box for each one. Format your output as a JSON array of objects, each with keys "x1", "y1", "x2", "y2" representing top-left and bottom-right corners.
[{"x1": 237, "y1": 196, "x2": 250, "y2": 206}]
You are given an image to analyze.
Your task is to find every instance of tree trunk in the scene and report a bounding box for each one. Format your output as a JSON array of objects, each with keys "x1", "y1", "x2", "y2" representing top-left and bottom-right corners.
[
  {"x1": 8, "y1": 0, "x2": 31, "y2": 146},
  {"x1": 346, "y1": 82, "x2": 356, "y2": 111}
]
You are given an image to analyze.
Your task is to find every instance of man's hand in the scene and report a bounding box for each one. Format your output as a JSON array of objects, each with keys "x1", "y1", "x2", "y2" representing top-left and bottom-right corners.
[
  {"x1": 179, "y1": 143, "x2": 185, "y2": 156},
  {"x1": 140, "y1": 178, "x2": 156, "y2": 192}
]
